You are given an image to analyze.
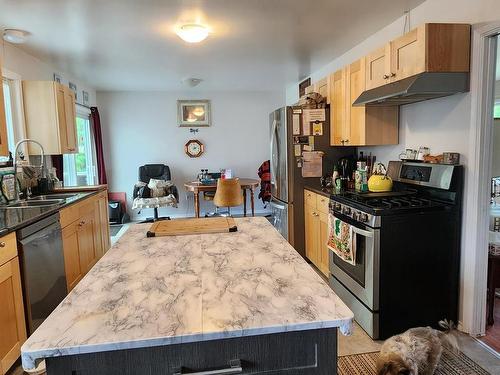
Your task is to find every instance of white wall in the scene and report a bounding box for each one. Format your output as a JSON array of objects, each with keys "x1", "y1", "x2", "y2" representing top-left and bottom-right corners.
[
  {"x1": 285, "y1": 0, "x2": 500, "y2": 333},
  {"x1": 0, "y1": 43, "x2": 97, "y2": 106},
  {"x1": 97, "y1": 90, "x2": 284, "y2": 220}
]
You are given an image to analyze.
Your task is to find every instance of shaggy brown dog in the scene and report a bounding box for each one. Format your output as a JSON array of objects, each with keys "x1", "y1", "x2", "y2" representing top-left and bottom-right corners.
[{"x1": 376, "y1": 321, "x2": 457, "y2": 375}]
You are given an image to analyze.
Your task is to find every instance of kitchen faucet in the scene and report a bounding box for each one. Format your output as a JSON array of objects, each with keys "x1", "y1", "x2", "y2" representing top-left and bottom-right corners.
[{"x1": 13, "y1": 139, "x2": 45, "y2": 202}]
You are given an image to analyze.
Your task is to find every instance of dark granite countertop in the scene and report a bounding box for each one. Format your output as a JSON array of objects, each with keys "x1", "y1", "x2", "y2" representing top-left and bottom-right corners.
[
  {"x1": 0, "y1": 191, "x2": 97, "y2": 236},
  {"x1": 303, "y1": 181, "x2": 337, "y2": 198}
]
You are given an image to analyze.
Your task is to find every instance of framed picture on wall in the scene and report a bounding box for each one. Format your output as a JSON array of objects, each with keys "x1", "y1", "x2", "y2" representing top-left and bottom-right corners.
[{"x1": 177, "y1": 100, "x2": 211, "y2": 127}]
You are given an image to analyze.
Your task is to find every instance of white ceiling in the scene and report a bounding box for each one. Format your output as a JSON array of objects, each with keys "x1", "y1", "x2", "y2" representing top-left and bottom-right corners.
[{"x1": 0, "y1": 0, "x2": 425, "y2": 91}]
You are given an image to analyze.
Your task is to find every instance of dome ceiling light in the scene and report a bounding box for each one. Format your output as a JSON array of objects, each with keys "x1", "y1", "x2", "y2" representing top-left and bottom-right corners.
[
  {"x1": 176, "y1": 24, "x2": 209, "y2": 43},
  {"x1": 3, "y1": 29, "x2": 30, "y2": 44}
]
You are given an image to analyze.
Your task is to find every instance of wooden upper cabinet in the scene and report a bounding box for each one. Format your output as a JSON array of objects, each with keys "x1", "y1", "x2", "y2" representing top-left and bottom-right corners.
[
  {"x1": 347, "y1": 58, "x2": 366, "y2": 146},
  {"x1": 365, "y1": 23, "x2": 470, "y2": 89},
  {"x1": 63, "y1": 86, "x2": 77, "y2": 153},
  {"x1": 22, "y1": 81, "x2": 78, "y2": 155},
  {"x1": 390, "y1": 26, "x2": 425, "y2": 82},
  {"x1": 0, "y1": 61, "x2": 9, "y2": 157},
  {"x1": 329, "y1": 59, "x2": 398, "y2": 147},
  {"x1": 365, "y1": 44, "x2": 391, "y2": 90},
  {"x1": 329, "y1": 68, "x2": 348, "y2": 146}
]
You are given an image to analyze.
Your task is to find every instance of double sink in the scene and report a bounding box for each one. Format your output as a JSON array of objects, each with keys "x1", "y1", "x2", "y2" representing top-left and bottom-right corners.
[{"x1": 5, "y1": 193, "x2": 80, "y2": 209}]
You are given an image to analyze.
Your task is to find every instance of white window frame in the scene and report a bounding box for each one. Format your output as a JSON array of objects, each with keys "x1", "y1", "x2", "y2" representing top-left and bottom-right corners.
[
  {"x1": 63, "y1": 105, "x2": 97, "y2": 186},
  {"x1": 1, "y1": 68, "x2": 28, "y2": 155},
  {"x1": 463, "y1": 22, "x2": 500, "y2": 337}
]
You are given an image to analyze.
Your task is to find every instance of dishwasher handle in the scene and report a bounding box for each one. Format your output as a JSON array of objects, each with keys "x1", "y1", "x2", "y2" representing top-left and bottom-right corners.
[
  {"x1": 19, "y1": 221, "x2": 61, "y2": 245},
  {"x1": 173, "y1": 360, "x2": 242, "y2": 375}
]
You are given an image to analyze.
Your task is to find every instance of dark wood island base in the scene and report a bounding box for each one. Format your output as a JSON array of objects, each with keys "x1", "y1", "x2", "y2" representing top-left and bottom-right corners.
[{"x1": 46, "y1": 328, "x2": 338, "y2": 375}]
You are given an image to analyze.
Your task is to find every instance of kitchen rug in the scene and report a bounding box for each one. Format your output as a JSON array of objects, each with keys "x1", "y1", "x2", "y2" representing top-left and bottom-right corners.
[{"x1": 338, "y1": 348, "x2": 491, "y2": 375}]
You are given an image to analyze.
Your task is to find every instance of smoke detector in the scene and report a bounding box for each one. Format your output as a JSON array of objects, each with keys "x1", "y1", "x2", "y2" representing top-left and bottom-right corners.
[
  {"x1": 3, "y1": 29, "x2": 30, "y2": 44},
  {"x1": 182, "y1": 78, "x2": 203, "y2": 87}
]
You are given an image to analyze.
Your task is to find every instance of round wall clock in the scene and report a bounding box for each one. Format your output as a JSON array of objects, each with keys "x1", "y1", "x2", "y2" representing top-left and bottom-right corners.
[{"x1": 184, "y1": 139, "x2": 204, "y2": 158}]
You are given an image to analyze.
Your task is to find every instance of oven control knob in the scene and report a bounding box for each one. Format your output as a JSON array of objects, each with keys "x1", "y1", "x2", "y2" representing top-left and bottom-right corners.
[
  {"x1": 342, "y1": 207, "x2": 351, "y2": 215},
  {"x1": 360, "y1": 213, "x2": 369, "y2": 223},
  {"x1": 334, "y1": 203, "x2": 342, "y2": 211},
  {"x1": 352, "y1": 211, "x2": 359, "y2": 221}
]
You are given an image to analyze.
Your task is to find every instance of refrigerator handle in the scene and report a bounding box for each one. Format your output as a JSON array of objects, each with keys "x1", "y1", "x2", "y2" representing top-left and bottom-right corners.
[{"x1": 270, "y1": 118, "x2": 279, "y2": 187}]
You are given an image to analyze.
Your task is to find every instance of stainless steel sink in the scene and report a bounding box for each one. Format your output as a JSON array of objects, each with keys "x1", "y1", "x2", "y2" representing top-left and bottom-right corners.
[
  {"x1": 7, "y1": 199, "x2": 65, "y2": 208},
  {"x1": 29, "y1": 193, "x2": 78, "y2": 201}
]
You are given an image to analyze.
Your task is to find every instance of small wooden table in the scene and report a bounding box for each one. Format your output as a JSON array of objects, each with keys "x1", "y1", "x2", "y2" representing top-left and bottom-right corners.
[{"x1": 184, "y1": 178, "x2": 260, "y2": 218}]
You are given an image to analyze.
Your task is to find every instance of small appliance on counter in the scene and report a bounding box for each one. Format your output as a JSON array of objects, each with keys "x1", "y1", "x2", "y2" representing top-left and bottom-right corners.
[{"x1": 328, "y1": 161, "x2": 463, "y2": 339}]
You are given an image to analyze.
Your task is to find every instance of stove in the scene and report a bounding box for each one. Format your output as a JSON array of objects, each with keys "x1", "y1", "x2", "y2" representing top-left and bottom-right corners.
[{"x1": 328, "y1": 161, "x2": 463, "y2": 339}]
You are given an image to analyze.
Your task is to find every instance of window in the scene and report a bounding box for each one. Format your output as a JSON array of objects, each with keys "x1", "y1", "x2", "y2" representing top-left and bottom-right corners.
[
  {"x1": 63, "y1": 113, "x2": 97, "y2": 186},
  {"x1": 2, "y1": 78, "x2": 16, "y2": 157},
  {"x1": 495, "y1": 99, "x2": 500, "y2": 119}
]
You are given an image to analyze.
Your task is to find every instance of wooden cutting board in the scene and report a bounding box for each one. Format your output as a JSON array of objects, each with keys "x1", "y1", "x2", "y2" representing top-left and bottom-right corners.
[{"x1": 146, "y1": 217, "x2": 237, "y2": 237}]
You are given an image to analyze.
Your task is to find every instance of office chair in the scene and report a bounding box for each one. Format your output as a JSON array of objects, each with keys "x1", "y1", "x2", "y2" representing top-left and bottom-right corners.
[{"x1": 132, "y1": 164, "x2": 179, "y2": 222}]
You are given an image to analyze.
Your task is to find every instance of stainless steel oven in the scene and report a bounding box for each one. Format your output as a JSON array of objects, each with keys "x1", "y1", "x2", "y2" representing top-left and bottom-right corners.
[{"x1": 329, "y1": 212, "x2": 380, "y2": 311}]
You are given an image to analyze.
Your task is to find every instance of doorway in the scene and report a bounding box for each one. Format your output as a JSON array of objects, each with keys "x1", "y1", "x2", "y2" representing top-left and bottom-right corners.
[{"x1": 482, "y1": 34, "x2": 500, "y2": 354}]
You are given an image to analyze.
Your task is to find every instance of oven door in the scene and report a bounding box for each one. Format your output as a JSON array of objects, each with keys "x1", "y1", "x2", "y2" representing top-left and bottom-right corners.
[{"x1": 329, "y1": 212, "x2": 380, "y2": 311}]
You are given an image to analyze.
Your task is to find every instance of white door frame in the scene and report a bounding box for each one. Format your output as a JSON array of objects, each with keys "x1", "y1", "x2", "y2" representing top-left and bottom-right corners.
[{"x1": 462, "y1": 22, "x2": 500, "y2": 336}]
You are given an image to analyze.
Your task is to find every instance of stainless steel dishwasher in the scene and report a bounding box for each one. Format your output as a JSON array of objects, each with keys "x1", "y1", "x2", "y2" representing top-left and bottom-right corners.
[{"x1": 17, "y1": 213, "x2": 67, "y2": 334}]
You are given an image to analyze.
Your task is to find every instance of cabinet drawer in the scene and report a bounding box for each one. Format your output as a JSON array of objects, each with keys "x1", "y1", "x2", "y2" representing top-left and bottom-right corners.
[
  {"x1": 0, "y1": 232, "x2": 17, "y2": 266},
  {"x1": 60, "y1": 202, "x2": 82, "y2": 228},
  {"x1": 304, "y1": 190, "x2": 317, "y2": 209},
  {"x1": 46, "y1": 328, "x2": 338, "y2": 375},
  {"x1": 316, "y1": 195, "x2": 329, "y2": 214}
]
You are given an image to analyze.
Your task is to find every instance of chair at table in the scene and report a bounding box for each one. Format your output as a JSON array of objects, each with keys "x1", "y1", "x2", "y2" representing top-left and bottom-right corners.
[
  {"x1": 212, "y1": 178, "x2": 243, "y2": 217},
  {"x1": 132, "y1": 164, "x2": 179, "y2": 222}
]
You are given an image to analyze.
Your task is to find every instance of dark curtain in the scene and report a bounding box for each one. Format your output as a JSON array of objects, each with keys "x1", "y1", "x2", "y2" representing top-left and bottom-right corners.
[{"x1": 90, "y1": 107, "x2": 107, "y2": 185}]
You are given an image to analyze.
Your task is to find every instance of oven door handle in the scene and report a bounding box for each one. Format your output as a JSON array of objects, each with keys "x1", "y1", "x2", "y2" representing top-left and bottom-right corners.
[{"x1": 351, "y1": 226, "x2": 374, "y2": 238}]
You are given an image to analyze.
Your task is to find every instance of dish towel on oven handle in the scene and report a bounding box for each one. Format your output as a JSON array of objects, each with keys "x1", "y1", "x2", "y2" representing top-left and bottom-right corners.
[{"x1": 327, "y1": 213, "x2": 356, "y2": 265}]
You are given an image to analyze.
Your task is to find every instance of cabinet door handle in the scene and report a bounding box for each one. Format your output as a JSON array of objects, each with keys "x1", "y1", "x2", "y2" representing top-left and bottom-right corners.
[
  {"x1": 390, "y1": 72, "x2": 396, "y2": 77},
  {"x1": 383, "y1": 74, "x2": 390, "y2": 79},
  {"x1": 0, "y1": 242, "x2": 5, "y2": 248}
]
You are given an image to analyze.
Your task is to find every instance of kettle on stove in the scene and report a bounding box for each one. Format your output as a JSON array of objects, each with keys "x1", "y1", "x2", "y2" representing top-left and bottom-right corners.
[{"x1": 368, "y1": 163, "x2": 393, "y2": 192}]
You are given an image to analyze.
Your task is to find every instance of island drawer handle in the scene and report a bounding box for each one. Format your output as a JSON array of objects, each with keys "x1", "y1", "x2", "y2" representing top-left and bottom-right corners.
[
  {"x1": 173, "y1": 359, "x2": 242, "y2": 375},
  {"x1": 0, "y1": 241, "x2": 5, "y2": 248}
]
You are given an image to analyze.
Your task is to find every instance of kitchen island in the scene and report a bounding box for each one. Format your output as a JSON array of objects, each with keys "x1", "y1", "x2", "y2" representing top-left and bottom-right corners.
[{"x1": 21, "y1": 217, "x2": 353, "y2": 375}]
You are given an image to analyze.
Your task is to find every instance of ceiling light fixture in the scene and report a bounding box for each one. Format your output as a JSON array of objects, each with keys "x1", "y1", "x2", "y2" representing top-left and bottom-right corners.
[
  {"x1": 181, "y1": 77, "x2": 203, "y2": 87},
  {"x1": 176, "y1": 24, "x2": 209, "y2": 43},
  {"x1": 2, "y1": 29, "x2": 30, "y2": 44}
]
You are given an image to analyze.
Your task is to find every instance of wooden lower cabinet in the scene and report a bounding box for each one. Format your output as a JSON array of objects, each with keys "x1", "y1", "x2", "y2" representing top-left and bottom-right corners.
[
  {"x1": 304, "y1": 190, "x2": 329, "y2": 277},
  {"x1": 61, "y1": 190, "x2": 110, "y2": 292},
  {"x1": 62, "y1": 221, "x2": 84, "y2": 291},
  {"x1": 318, "y1": 211, "x2": 330, "y2": 276},
  {"x1": 0, "y1": 233, "x2": 27, "y2": 375}
]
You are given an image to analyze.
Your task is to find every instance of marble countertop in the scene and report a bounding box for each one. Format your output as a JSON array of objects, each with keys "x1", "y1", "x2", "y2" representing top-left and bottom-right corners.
[{"x1": 21, "y1": 217, "x2": 353, "y2": 370}]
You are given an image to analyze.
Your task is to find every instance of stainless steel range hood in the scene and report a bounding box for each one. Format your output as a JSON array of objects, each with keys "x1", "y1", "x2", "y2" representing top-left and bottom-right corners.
[{"x1": 353, "y1": 72, "x2": 469, "y2": 106}]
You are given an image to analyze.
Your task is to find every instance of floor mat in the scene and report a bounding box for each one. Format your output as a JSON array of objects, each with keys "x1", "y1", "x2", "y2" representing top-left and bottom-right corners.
[{"x1": 338, "y1": 348, "x2": 491, "y2": 375}]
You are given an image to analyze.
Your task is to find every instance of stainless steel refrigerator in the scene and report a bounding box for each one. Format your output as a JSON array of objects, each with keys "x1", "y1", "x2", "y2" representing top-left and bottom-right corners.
[{"x1": 269, "y1": 106, "x2": 354, "y2": 256}]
